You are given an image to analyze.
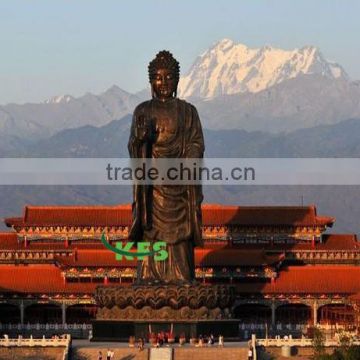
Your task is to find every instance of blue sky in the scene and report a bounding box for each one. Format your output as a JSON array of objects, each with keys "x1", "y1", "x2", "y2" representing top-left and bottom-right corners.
[{"x1": 0, "y1": 0, "x2": 359, "y2": 104}]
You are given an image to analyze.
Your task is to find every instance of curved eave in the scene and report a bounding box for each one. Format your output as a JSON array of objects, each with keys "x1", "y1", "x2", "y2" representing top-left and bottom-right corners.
[{"x1": 4, "y1": 217, "x2": 24, "y2": 228}]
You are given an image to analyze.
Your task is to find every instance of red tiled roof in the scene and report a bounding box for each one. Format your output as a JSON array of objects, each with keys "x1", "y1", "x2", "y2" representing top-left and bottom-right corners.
[
  {"x1": 317, "y1": 234, "x2": 359, "y2": 250},
  {"x1": 4, "y1": 204, "x2": 335, "y2": 228},
  {"x1": 236, "y1": 265, "x2": 360, "y2": 294},
  {"x1": 3, "y1": 217, "x2": 23, "y2": 227},
  {"x1": 201, "y1": 204, "x2": 334, "y2": 227},
  {"x1": 0, "y1": 265, "x2": 99, "y2": 294},
  {"x1": 0, "y1": 232, "x2": 19, "y2": 248},
  {"x1": 7, "y1": 204, "x2": 133, "y2": 228},
  {"x1": 0, "y1": 264, "x2": 359, "y2": 296},
  {"x1": 195, "y1": 248, "x2": 283, "y2": 267}
]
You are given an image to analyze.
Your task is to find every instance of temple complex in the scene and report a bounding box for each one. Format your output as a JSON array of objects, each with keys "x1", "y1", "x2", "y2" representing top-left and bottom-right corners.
[{"x1": 0, "y1": 203, "x2": 359, "y2": 338}]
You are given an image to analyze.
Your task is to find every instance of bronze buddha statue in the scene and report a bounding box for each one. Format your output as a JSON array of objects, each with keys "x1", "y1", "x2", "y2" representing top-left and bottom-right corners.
[{"x1": 128, "y1": 50, "x2": 205, "y2": 284}]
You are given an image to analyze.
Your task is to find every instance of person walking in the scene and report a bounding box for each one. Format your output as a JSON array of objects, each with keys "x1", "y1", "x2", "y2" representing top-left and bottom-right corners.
[
  {"x1": 106, "y1": 349, "x2": 111, "y2": 360},
  {"x1": 248, "y1": 346, "x2": 253, "y2": 360},
  {"x1": 97, "y1": 350, "x2": 102, "y2": 360},
  {"x1": 218, "y1": 334, "x2": 224, "y2": 347},
  {"x1": 198, "y1": 335, "x2": 204, "y2": 347},
  {"x1": 138, "y1": 337, "x2": 144, "y2": 351}
]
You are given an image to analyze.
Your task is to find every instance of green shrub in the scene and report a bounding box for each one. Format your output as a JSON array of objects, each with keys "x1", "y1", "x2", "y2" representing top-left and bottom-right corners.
[
  {"x1": 343, "y1": 345, "x2": 360, "y2": 360},
  {"x1": 313, "y1": 327, "x2": 326, "y2": 358}
]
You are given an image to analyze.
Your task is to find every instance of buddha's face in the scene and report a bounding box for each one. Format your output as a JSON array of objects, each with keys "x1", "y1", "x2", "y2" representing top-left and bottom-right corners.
[{"x1": 151, "y1": 68, "x2": 177, "y2": 101}]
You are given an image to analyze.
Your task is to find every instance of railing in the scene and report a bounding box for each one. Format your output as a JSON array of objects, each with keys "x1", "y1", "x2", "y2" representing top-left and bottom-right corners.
[
  {"x1": 0, "y1": 334, "x2": 70, "y2": 347},
  {"x1": 256, "y1": 335, "x2": 360, "y2": 347},
  {"x1": 0, "y1": 334, "x2": 71, "y2": 360},
  {"x1": 238, "y1": 323, "x2": 307, "y2": 331},
  {"x1": 0, "y1": 323, "x2": 92, "y2": 331},
  {"x1": 287, "y1": 250, "x2": 360, "y2": 262},
  {"x1": 238, "y1": 323, "x2": 356, "y2": 332}
]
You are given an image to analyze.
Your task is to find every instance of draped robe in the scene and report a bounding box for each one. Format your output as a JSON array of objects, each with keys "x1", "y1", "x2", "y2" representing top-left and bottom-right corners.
[{"x1": 127, "y1": 98, "x2": 204, "y2": 284}]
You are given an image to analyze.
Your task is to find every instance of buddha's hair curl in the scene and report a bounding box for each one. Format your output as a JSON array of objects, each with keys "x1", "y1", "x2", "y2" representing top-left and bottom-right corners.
[{"x1": 148, "y1": 50, "x2": 180, "y2": 83}]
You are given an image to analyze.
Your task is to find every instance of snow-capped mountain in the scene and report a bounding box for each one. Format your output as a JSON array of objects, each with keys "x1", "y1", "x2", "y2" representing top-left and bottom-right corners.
[
  {"x1": 178, "y1": 38, "x2": 348, "y2": 99},
  {"x1": 44, "y1": 94, "x2": 74, "y2": 104}
]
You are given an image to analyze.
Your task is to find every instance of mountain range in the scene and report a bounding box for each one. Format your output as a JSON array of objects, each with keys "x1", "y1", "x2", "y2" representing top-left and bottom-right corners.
[
  {"x1": 1, "y1": 39, "x2": 359, "y2": 138},
  {"x1": 0, "y1": 86, "x2": 146, "y2": 139},
  {"x1": 4, "y1": 115, "x2": 360, "y2": 158}
]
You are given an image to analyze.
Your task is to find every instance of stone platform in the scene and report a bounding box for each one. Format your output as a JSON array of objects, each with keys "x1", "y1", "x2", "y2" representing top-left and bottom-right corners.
[
  {"x1": 73, "y1": 344, "x2": 249, "y2": 360},
  {"x1": 91, "y1": 319, "x2": 241, "y2": 341}
]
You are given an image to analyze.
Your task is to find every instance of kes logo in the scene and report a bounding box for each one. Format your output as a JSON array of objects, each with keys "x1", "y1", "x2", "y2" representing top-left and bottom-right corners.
[{"x1": 101, "y1": 233, "x2": 168, "y2": 261}]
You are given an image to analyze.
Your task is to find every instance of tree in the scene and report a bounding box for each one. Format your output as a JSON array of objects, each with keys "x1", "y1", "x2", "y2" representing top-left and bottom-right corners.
[
  {"x1": 313, "y1": 327, "x2": 326, "y2": 359},
  {"x1": 338, "y1": 331, "x2": 352, "y2": 357},
  {"x1": 345, "y1": 346, "x2": 360, "y2": 360}
]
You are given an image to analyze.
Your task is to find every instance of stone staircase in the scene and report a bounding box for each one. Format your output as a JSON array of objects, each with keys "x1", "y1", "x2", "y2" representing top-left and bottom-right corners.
[
  {"x1": 174, "y1": 347, "x2": 249, "y2": 360},
  {"x1": 150, "y1": 347, "x2": 173, "y2": 360}
]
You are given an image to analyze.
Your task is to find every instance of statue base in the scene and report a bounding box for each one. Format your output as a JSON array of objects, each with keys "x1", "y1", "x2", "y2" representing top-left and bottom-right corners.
[
  {"x1": 95, "y1": 283, "x2": 235, "y2": 321},
  {"x1": 93, "y1": 283, "x2": 238, "y2": 340}
]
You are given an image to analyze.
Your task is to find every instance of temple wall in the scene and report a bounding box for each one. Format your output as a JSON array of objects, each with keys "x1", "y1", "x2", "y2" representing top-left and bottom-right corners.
[{"x1": 0, "y1": 347, "x2": 65, "y2": 360}]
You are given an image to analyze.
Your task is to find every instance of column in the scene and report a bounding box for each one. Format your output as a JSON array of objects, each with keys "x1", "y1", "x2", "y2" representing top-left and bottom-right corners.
[
  {"x1": 62, "y1": 302, "x2": 66, "y2": 326},
  {"x1": 20, "y1": 301, "x2": 25, "y2": 326},
  {"x1": 271, "y1": 301, "x2": 276, "y2": 327},
  {"x1": 313, "y1": 301, "x2": 318, "y2": 326}
]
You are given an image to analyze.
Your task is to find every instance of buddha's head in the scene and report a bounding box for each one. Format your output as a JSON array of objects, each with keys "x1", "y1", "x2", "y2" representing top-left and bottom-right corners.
[{"x1": 148, "y1": 50, "x2": 180, "y2": 101}]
